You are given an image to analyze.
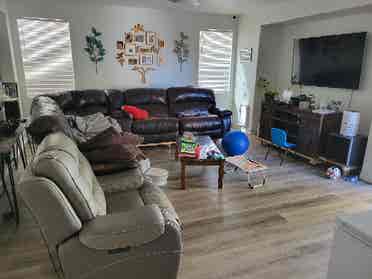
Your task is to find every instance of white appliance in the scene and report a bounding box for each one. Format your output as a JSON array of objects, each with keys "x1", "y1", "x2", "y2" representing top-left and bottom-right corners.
[
  {"x1": 361, "y1": 123, "x2": 372, "y2": 183},
  {"x1": 327, "y1": 210, "x2": 372, "y2": 279}
]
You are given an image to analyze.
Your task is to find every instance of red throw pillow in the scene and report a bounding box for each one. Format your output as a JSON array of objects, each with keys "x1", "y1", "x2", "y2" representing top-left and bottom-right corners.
[{"x1": 122, "y1": 105, "x2": 149, "y2": 120}]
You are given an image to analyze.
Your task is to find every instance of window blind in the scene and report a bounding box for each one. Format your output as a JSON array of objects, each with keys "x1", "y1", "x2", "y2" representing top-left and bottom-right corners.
[
  {"x1": 198, "y1": 30, "x2": 233, "y2": 94},
  {"x1": 17, "y1": 18, "x2": 75, "y2": 97}
]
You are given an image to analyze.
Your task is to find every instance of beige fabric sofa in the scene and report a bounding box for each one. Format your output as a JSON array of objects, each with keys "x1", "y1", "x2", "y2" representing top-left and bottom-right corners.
[{"x1": 18, "y1": 132, "x2": 182, "y2": 279}]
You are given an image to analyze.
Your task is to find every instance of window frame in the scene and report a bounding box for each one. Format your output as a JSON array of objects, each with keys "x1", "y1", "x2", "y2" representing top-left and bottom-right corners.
[
  {"x1": 197, "y1": 28, "x2": 235, "y2": 95},
  {"x1": 17, "y1": 17, "x2": 76, "y2": 98}
]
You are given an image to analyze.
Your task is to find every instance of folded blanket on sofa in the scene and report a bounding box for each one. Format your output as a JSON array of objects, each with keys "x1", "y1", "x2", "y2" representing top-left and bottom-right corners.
[
  {"x1": 67, "y1": 112, "x2": 123, "y2": 143},
  {"x1": 67, "y1": 113, "x2": 147, "y2": 173},
  {"x1": 78, "y1": 127, "x2": 144, "y2": 152}
]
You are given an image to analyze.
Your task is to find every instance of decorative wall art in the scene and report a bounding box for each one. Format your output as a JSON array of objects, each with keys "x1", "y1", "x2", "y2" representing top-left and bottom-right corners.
[
  {"x1": 116, "y1": 24, "x2": 166, "y2": 83},
  {"x1": 84, "y1": 27, "x2": 106, "y2": 74},
  {"x1": 173, "y1": 32, "x2": 190, "y2": 72}
]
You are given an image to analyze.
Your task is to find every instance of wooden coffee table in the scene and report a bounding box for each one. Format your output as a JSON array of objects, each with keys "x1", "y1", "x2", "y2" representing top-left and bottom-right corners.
[{"x1": 175, "y1": 136, "x2": 225, "y2": 190}]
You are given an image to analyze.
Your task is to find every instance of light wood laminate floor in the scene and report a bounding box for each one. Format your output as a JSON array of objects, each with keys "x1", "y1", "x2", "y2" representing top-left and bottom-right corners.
[{"x1": 1, "y1": 137, "x2": 372, "y2": 279}]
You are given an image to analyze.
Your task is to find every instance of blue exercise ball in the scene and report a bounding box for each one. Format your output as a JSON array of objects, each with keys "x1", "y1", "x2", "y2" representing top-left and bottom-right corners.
[{"x1": 222, "y1": 131, "x2": 250, "y2": 156}]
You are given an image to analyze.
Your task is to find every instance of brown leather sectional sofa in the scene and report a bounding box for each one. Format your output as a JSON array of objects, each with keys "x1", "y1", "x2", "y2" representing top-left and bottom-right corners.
[{"x1": 28, "y1": 87, "x2": 233, "y2": 144}]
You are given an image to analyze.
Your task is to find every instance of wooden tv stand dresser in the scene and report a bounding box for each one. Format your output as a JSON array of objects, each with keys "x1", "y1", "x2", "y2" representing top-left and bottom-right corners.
[{"x1": 259, "y1": 103, "x2": 342, "y2": 161}]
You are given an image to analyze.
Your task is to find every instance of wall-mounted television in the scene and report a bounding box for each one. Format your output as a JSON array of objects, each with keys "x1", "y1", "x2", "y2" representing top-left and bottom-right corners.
[{"x1": 292, "y1": 32, "x2": 367, "y2": 90}]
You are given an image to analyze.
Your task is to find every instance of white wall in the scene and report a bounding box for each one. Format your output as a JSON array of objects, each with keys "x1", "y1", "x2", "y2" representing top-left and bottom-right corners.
[
  {"x1": 234, "y1": 16, "x2": 261, "y2": 131},
  {"x1": 0, "y1": 0, "x2": 6, "y2": 12},
  {"x1": 5, "y1": 0, "x2": 237, "y2": 114},
  {"x1": 257, "y1": 9, "x2": 372, "y2": 135}
]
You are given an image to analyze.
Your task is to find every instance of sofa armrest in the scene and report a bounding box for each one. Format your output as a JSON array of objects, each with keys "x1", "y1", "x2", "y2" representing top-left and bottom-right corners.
[
  {"x1": 209, "y1": 107, "x2": 233, "y2": 118},
  {"x1": 79, "y1": 205, "x2": 165, "y2": 250},
  {"x1": 209, "y1": 107, "x2": 232, "y2": 135}
]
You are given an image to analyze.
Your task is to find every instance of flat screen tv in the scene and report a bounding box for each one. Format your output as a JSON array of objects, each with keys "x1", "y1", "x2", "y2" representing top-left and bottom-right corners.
[{"x1": 292, "y1": 32, "x2": 367, "y2": 90}]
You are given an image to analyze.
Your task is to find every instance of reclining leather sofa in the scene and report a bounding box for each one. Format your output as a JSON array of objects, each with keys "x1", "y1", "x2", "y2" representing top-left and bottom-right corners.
[
  {"x1": 28, "y1": 87, "x2": 232, "y2": 144},
  {"x1": 18, "y1": 133, "x2": 183, "y2": 279}
]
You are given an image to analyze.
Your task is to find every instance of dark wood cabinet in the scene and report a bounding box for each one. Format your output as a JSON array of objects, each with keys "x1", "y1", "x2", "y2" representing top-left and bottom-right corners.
[{"x1": 259, "y1": 103, "x2": 342, "y2": 159}]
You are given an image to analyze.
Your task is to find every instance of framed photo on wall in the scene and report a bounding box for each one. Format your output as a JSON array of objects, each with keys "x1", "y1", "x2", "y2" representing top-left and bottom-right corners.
[
  {"x1": 158, "y1": 39, "x2": 165, "y2": 48},
  {"x1": 140, "y1": 54, "x2": 153, "y2": 65},
  {"x1": 125, "y1": 44, "x2": 136, "y2": 56},
  {"x1": 146, "y1": 32, "x2": 156, "y2": 45},
  {"x1": 116, "y1": 41, "x2": 124, "y2": 50},
  {"x1": 134, "y1": 32, "x2": 146, "y2": 45},
  {"x1": 128, "y1": 56, "x2": 139, "y2": 66},
  {"x1": 125, "y1": 32, "x2": 133, "y2": 43}
]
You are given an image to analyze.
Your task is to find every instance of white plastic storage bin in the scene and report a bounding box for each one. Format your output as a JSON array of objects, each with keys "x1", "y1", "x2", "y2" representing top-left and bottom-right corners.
[
  {"x1": 144, "y1": 168, "x2": 169, "y2": 187},
  {"x1": 327, "y1": 210, "x2": 372, "y2": 279}
]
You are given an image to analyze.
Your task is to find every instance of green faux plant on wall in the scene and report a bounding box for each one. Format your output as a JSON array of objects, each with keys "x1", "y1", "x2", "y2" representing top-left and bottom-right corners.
[
  {"x1": 173, "y1": 32, "x2": 190, "y2": 72},
  {"x1": 84, "y1": 27, "x2": 106, "y2": 74}
]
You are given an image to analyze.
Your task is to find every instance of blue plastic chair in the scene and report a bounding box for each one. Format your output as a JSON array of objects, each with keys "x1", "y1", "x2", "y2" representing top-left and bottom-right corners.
[{"x1": 265, "y1": 128, "x2": 296, "y2": 166}]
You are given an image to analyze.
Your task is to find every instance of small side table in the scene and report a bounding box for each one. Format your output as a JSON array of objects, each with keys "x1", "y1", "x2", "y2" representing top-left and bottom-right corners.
[
  {"x1": 0, "y1": 123, "x2": 28, "y2": 225},
  {"x1": 175, "y1": 136, "x2": 225, "y2": 190}
]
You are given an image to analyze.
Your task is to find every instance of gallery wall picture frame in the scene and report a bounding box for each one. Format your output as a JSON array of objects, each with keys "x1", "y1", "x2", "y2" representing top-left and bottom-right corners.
[
  {"x1": 134, "y1": 32, "x2": 146, "y2": 45},
  {"x1": 115, "y1": 24, "x2": 165, "y2": 83},
  {"x1": 146, "y1": 32, "x2": 156, "y2": 45},
  {"x1": 117, "y1": 41, "x2": 124, "y2": 50},
  {"x1": 140, "y1": 54, "x2": 154, "y2": 65},
  {"x1": 125, "y1": 44, "x2": 136, "y2": 56},
  {"x1": 128, "y1": 56, "x2": 139, "y2": 66},
  {"x1": 159, "y1": 39, "x2": 165, "y2": 48},
  {"x1": 125, "y1": 32, "x2": 133, "y2": 43}
]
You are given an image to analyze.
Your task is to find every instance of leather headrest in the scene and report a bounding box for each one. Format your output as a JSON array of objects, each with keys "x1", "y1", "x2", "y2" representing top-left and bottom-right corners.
[
  {"x1": 35, "y1": 132, "x2": 79, "y2": 162},
  {"x1": 76, "y1": 90, "x2": 108, "y2": 108},
  {"x1": 167, "y1": 87, "x2": 215, "y2": 105},
  {"x1": 125, "y1": 88, "x2": 168, "y2": 106}
]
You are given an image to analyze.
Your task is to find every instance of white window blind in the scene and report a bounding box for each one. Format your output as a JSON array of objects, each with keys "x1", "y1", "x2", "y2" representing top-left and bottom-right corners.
[
  {"x1": 17, "y1": 18, "x2": 75, "y2": 97},
  {"x1": 198, "y1": 30, "x2": 233, "y2": 94}
]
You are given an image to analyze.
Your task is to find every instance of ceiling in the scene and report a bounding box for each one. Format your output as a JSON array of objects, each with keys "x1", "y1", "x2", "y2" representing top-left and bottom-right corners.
[{"x1": 10, "y1": 0, "x2": 372, "y2": 24}]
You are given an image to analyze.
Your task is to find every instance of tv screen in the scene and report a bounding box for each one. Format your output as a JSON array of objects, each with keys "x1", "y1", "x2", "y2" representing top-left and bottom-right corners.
[{"x1": 292, "y1": 32, "x2": 367, "y2": 90}]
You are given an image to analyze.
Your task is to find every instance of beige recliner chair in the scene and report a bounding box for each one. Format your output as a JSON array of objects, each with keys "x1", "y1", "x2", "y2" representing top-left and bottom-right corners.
[{"x1": 18, "y1": 132, "x2": 182, "y2": 279}]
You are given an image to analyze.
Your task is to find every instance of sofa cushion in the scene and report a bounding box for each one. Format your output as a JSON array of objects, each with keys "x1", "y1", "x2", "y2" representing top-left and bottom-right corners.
[
  {"x1": 125, "y1": 88, "x2": 169, "y2": 117},
  {"x1": 47, "y1": 91, "x2": 75, "y2": 111},
  {"x1": 106, "y1": 190, "x2": 145, "y2": 213},
  {"x1": 76, "y1": 90, "x2": 108, "y2": 107},
  {"x1": 132, "y1": 117, "x2": 179, "y2": 135},
  {"x1": 73, "y1": 90, "x2": 109, "y2": 116},
  {"x1": 167, "y1": 87, "x2": 216, "y2": 116},
  {"x1": 50, "y1": 90, "x2": 109, "y2": 116},
  {"x1": 179, "y1": 114, "x2": 222, "y2": 133},
  {"x1": 84, "y1": 144, "x2": 146, "y2": 165},
  {"x1": 106, "y1": 89, "x2": 125, "y2": 112},
  {"x1": 99, "y1": 167, "x2": 145, "y2": 194}
]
